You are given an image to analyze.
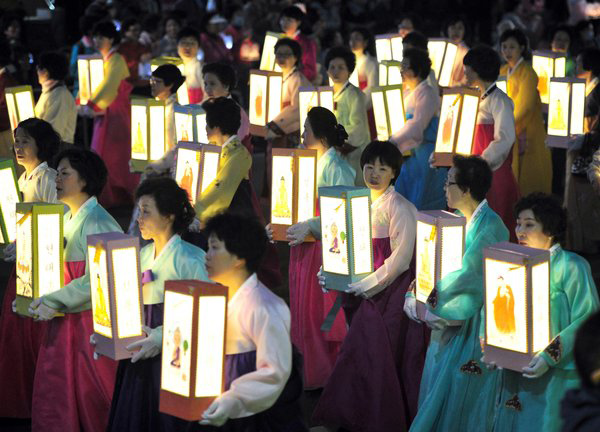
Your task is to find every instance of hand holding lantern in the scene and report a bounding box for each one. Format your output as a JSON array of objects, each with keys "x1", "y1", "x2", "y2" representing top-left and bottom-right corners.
[
  {"x1": 200, "y1": 394, "x2": 241, "y2": 426},
  {"x1": 522, "y1": 354, "x2": 550, "y2": 379},
  {"x1": 286, "y1": 221, "x2": 311, "y2": 246},
  {"x1": 423, "y1": 309, "x2": 450, "y2": 331},
  {"x1": 28, "y1": 297, "x2": 59, "y2": 321},
  {"x1": 3, "y1": 241, "x2": 16, "y2": 262},
  {"x1": 127, "y1": 325, "x2": 162, "y2": 363},
  {"x1": 404, "y1": 294, "x2": 420, "y2": 323}
]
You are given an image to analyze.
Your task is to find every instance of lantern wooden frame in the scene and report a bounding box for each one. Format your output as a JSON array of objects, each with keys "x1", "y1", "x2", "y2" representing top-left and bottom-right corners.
[
  {"x1": 375, "y1": 33, "x2": 404, "y2": 62},
  {"x1": 299, "y1": 86, "x2": 334, "y2": 137},
  {"x1": 547, "y1": 77, "x2": 586, "y2": 148},
  {"x1": 174, "y1": 104, "x2": 208, "y2": 144},
  {"x1": 130, "y1": 97, "x2": 167, "y2": 172},
  {"x1": 174, "y1": 142, "x2": 222, "y2": 205},
  {"x1": 5, "y1": 86, "x2": 35, "y2": 131},
  {"x1": 532, "y1": 50, "x2": 567, "y2": 105},
  {"x1": 0, "y1": 158, "x2": 21, "y2": 244},
  {"x1": 249, "y1": 69, "x2": 283, "y2": 137},
  {"x1": 378, "y1": 60, "x2": 403, "y2": 86},
  {"x1": 371, "y1": 84, "x2": 406, "y2": 141},
  {"x1": 259, "y1": 31, "x2": 284, "y2": 71},
  {"x1": 77, "y1": 54, "x2": 104, "y2": 106}
]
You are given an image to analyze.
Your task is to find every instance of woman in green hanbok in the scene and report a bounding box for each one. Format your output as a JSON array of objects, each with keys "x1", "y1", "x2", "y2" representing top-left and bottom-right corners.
[
  {"x1": 404, "y1": 155, "x2": 509, "y2": 431},
  {"x1": 486, "y1": 193, "x2": 599, "y2": 432}
]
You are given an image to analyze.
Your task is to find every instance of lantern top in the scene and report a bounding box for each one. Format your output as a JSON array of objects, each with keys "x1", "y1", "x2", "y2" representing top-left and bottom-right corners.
[
  {"x1": 532, "y1": 50, "x2": 567, "y2": 60},
  {"x1": 319, "y1": 185, "x2": 370, "y2": 197},
  {"x1": 174, "y1": 104, "x2": 206, "y2": 115},
  {"x1": 441, "y1": 86, "x2": 481, "y2": 98},
  {"x1": 372, "y1": 83, "x2": 404, "y2": 93},
  {"x1": 249, "y1": 68, "x2": 283, "y2": 78},
  {"x1": 418, "y1": 209, "x2": 466, "y2": 223},
  {"x1": 6, "y1": 85, "x2": 34, "y2": 94},
  {"x1": 87, "y1": 232, "x2": 136, "y2": 243},
  {"x1": 549, "y1": 77, "x2": 586, "y2": 85},
  {"x1": 485, "y1": 241, "x2": 550, "y2": 265},
  {"x1": 78, "y1": 54, "x2": 103, "y2": 60}
]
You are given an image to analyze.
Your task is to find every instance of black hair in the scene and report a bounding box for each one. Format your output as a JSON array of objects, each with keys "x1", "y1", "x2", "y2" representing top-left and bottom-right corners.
[
  {"x1": 15, "y1": 118, "x2": 61, "y2": 164},
  {"x1": 203, "y1": 97, "x2": 241, "y2": 136},
  {"x1": 499, "y1": 28, "x2": 531, "y2": 60},
  {"x1": 0, "y1": 13, "x2": 21, "y2": 34},
  {"x1": 360, "y1": 141, "x2": 402, "y2": 184},
  {"x1": 324, "y1": 46, "x2": 356, "y2": 74},
  {"x1": 163, "y1": 13, "x2": 182, "y2": 32},
  {"x1": 349, "y1": 27, "x2": 375, "y2": 57},
  {"x1": 92, "y1": 21, "x2": 120, "y2": 45},
  {"x1": 579, "y1": 48, "x2": 600, "y2": 77},
  {"x1": 202, "y1": 62, "x2": 236, "y2": 92},
  {"x1": 121, "y1": 18, "x2": 140, "y2": 35},
  {"x1": 442, "y1": 14, "x2": 469, "y2": 43},
  {"x1": 397, "y1": 13, "x2": 421, "y2": 33},
  {"x1": 280, "y1": 5, "x2": 305, "y2": 23},
  {"x1": 463, "y1": 45, "x2": 501, "y2": 82},
  {"x1": 37, "y1": 51, "x2": 69, "y2": 81},
  {"x1": 142, "y1": 14, "x2": 161, "y2": 33},
  {"x1": 514, "y1": 193, "x2": 567, "y2": 245},
  {"x1": 152, "y1": 64, "x2": 185, "y2": 94},
  {"x1": 574, "y1": 311, "x2": 600, "y2": 388},
  {"x1": 551, "y1": 25, "x2": 572, "y2": 47},
  {"x1": 79, "y1": 14, "x2": 100, "y2": 37},
  {"x1": 452, "y1": 154, "x2": 492, "y2": 202},
  {"x1": 53, "y1": 148, "x2": 108, "y2": 197},
  {"x1": 204, "y1": 212, "x2": 268, "y2": 274},
  {"x1": 402, "y1": 48, "x2": 431, "y2": 81},
  {"x1": 274, "y1": 38, "x2": 302, "y2": 67},
  {"x1": 177, "y1": 26, "x2": 200, "y2": 45},
  {"x1": 136, "y1": 177, "x2": 196, "y2": 235},
  {"x1": 307, "y1": 107, "x2": 355, "y2": 156},
  {"x1": 403, "y1": 31, "x2": 428, "y2": 52}
]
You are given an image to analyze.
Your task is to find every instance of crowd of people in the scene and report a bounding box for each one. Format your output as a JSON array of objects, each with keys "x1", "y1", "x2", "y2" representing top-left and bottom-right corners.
[{"x1": 0, "y1": 0, "x2": 600, "y2": 431}]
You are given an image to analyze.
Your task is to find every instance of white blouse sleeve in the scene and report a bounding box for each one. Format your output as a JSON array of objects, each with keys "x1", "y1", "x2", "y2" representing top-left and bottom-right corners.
[
  {"x1": 363, "y1": 58, "x2": 378, "y2": 109},
  {"x1": 272, "y1": 74, "x2": 304, "y2": 134},
  {"x1": 480, "y1": 94, "x2": 516, "y2": 171},
  {"x1": 36, "y1": 170, "x2": 58, "y2": 203}
]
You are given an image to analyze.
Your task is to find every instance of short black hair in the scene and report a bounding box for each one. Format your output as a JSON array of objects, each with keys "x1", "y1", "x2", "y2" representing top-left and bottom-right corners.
[
  {"x1": 579, "y1": 48, "x2": 600, "y2": 77},
  {"x1": 360, "y1": 141, "x2": 402, "y2": 184},
  {"x1": 403, "y1": 31, "x2": 428, "y2": 51},
  {"x1": 574, "y1": 311, "x2": 600, "y2": 388},
  {"x1": 274, "y1": 38, "x2": 302, "y2": 67},
  {"x1": 15, "y1": 118, "x2": 61, "y2": 164},
  {"x1": 500, "y1": 28, "x2": 531, "y2": 60},
  {"x1": 203, "y1": 62, "x2": 236, "y2": 91},
  {"x1": 551, "y1": 25, "x2": 572, "y2": 46},
  {"x1": 514, "y1": 193, "x2": 567, "y2": 245},
  {"x1": 402, "y1": 48, "x2": 431, "y2": 80},
  {"x1": 53, "y1": 148, "x2": 108, "y2": 197},
  {"x1": 92, "y1": 21, "x2": 120, "y2": 45},
  {"x1": 37, "y1": 51, "x2": 69, "y2": 81},
  {"x1": 177, "y1": 26, "x2": 200, "y2": 44},
  {"x1": 203, "y1": 97, "x2": 241, "y2": 136},
  {"x1": 164, "y1": 13, "x2": 182, "y2": 31},
  {"x1": 325, "y1": 46, "x2": 356, "y2": 74},
  {"x1": 349, "y1": 27, "x2": 375, "y2": 56},
  {"x1": 204, "y1": 212, "x2": 268, "y2": 274},
  {"x1": 280, "y1": 5, "x2": 305, "y2": 22},
  {"x1": 79, "y1": 14, "x2": 100, "y2": 37},
  {"x1": 121, "y1": 18, "x2": 140, "y2": 34},
  {"x1": 452, "y1": 154, "x2": 492, "y2": 202},
  {"x1": 136, "y1": 177, "x2": 196, "y2": 235},
  {"x1": 152, "y1": 64, "x2": 185, "y2": 94},
  {"x1": 463, "y1": 45, "x2": 501, "y2": 82},
  {"x1": 307, "y1": 107, "x2": 354, "y2": 155}
]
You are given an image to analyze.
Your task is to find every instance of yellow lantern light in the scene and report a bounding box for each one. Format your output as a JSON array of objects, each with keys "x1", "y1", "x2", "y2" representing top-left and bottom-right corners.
[
  {"x1": 299, "y1": 86, "x2": 334, "y2": 136},
  {"x1": 151, "y1": 57, "x2": 189, "y2": 105},
  {"x1": 77, "y1": 54, "x2": 104, "y2": 106},
  {"x1": 174, "y1": 104, "x2": 208, "y2": 144},
  {"x1": 270, "y1": 148, "x2": 318, "y2": 241},
  {"x1": 532, "y1": 50, "x2": 567, "y2": 105},
  {"x1": 248, "y1": 69, "x2": 283, "y2": 137},
  {"x1": 547, "y1": 77, "x2": 586, "y2": 148},
  {"x1": 0, "y1": 159, "x2": 21, "y2": 244},
  {"x1": 15, "y1": 203, "x2": 64, "y2": 317},
  {"x1": 371, "y1": 84, "x2": 406, "y2": 141},
  {"x1": 427, "y1": 39, "x2": 458, "y2": 86},
  {"x1": 260, "y1": 32, "x2": 284, "y2": 72},
  {"x1": 174, "y1": 142, "x2": 221, "y2": 205},
  {"x1": 378, "y1": 60, "x2": 403, "y2": 86},
  {"x1": 159, "y1": 280, "x2": 227, "y2": 421},
  {"x1": 130, "y1": 97, "x2": 167, "y2": 172},
  {"x1": 434, "y1": 87, "x2": 481, "y2": 166},
  {"x1": 415, "y1": 210, "x2": 466, "y2": 320},
  {"x1": 5, "y1": 86, "x2": 35, "y2": 131},
  {"x1": 496, "y1": 76, "x2": 508, "y2": 95},
  {"x1": 375, "y1": 33, "x2": 404, "y2": 62},
  {"x1": 483, "y1": 241, "x2": 551, "y2": 371},
  {"x1": 319, "y1": 186, "x2": 373, "y2": 289},
  {"x1": 87, "y1": 232, "x2": 144, "y2": 360}
]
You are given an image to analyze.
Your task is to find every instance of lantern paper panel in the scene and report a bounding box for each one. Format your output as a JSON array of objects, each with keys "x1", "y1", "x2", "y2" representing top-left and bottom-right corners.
[
  {"x1": 319, "y1": 186, "x2": 373, "y2": 290},
  {"x1": 260, "y1": 32, "x2": 284, "y2": 72},
  {"x1": 0, "y1": 159, "x2": 21, "y2": 244},
  {"x1": 483, "y1": 242, "x2": 551, "y2": 372},
  {"x1": 174, "y1": 104, "x2": 208, "y2": 144},
  {"x1": 5, "y1": 86, "x2": 35, "y2": 131},
  {"x1": 299, "y1": 86, "x2": 334, "y2": 137},
  {"x1": 437, "y1": 41, "x2": 458, "y2": 87},
  {"x1": 249, "y1": 70, "x2": 283, "y2": 136},
  {"x1": 174, "y1": 143, "x2": 221, "y2": 205},
  {"x1": 87, "y1": 232, "x2": 145, "y2": 360},
  {"x1": 77, "y1": 55, "x2": 104, "y2": 106},
  {"x1": 415, "y1": 210, "x2": 466, "y2": 320},
  {"x1": 532, "y1": 50, "x2": 567, "y2": 104},
  {"x1": 547, "y1": 78, "x2": 586, "y2": 148},
  {"x1": 15, "y1": 203, "x2": 64, "y2": 317},
  {"x1": 151, "y1": 57, "x2": 189, "y2": 105},
  {"x1": 434, "y1": 87, "x2": 480, "y2": 166},
  {"x1": 371, "y1": 85, "x2": 406, "y2": 141},
  {"x1": 427, "y1": 39, "x2": 457, "y2": 83},
  {"x1": 159, "y1": 280, "x2": 227, "y2": 421},
  {"x1": 270, "y1": 148, "x2": 317, "y2": 241},
  {"x1": 496, "y1": 76, "x2": 508, "y2": 95},
  {"x1": 378, "y1": 61, "x2": 403, "y2": 86},
  {"x1": 375, "y1": 34, "x2": 404, "y2": 62},
  {"x1": 130, "y1": 98, "x2": 167, "y2": 172}
]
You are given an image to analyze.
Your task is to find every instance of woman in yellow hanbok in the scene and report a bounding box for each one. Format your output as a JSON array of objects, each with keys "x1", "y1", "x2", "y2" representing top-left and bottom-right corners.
[{"x1": 500, "y1": 29, "x2": 552, "y2": 195}]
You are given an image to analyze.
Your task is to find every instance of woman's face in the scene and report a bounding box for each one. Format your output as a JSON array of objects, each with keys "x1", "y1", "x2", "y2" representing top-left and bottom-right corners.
[
  {"x1": 56, "y1": 158, "x2": 87, "y2": 202},
  {"x1": 447, "y1": 21, "x2": 465, "y2": 43},
  {"x1": 280, "y1": 16, "x2": 300, "y2": 35},
  {"x1": 302, "y1": 119, "x2": 319, "y2": 149},
  {"x1": 13, "y1": 128, "x2": 40, "y2": 169},
  {"x1": 501, "y1": 37, "x2": 525, "y2": 65},
  {"x1": 515, "y1": 209, "x2": 553, "y2": 249},
  {"x1": 551, "y1": 30, "x2": 570, "y2": 53},
  {"x1": 136, "y1": 195, "x2": 174, "y2": 241},
  {"x1": 205, "y1": 233, "x2": 242, "y2": 283},
  {"x1": 203, "y1": 72, "x2": 229, "y2": 98},
  {"x1": 150, "y1": 76, "x2": 172, "y2": 100},
  {"x1": 444, "y1": 166, "x2": 465, "y2": 209},
  {"x1": 328, "y1": 57, "x2": 350, "y2": 84},
  {"x1": 5, "y1": 20, "x2": 20, "y2": 40},
  {"x1": 398, "y1": 18, "x2": 414, "y2": 38},
  {"x1": 363, "y1": 158, "x2": 395, "y2": 192},
  {"x1": 36, "y1": 67, "x2": 49, "y2": 84},
  {"x1": 349, "y1": 31, "x2": 367, "y2": 54},
  {"x1": 275, "y1": 44, "x2": 297, "y2": 71},
  {"x1": 93, "y1": 35, "x2": 113, "y2": 53},
  {"x1": 165, "y1": 19, "x2": 180, "y2": 39},
  {"x1": 125, "y1": 23, "x2": 142, "y2": 41},
  {"x1": 177, "y1": 36, "x2": 199, "y2": 60}
]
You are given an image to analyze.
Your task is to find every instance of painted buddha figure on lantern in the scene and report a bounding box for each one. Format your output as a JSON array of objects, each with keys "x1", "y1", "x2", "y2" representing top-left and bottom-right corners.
[
  {"x1": 93, "y1": 273, "x2": 111, "y2": 328},
  {"x1": 272, "y1": 176, "x2": 291, "y2": 218},
  {"x1": 549, "y1": 98, "x2": 567, "y2": 130},
  {"x1": 132, "y1": 121, "x2": 145, "y2": 155},
  {"x1": 179, "y1": 161, "x2": 194, "y2": 201},
  {"x1": 492, "y1": 275, "x2": 516, "y2": 335}
]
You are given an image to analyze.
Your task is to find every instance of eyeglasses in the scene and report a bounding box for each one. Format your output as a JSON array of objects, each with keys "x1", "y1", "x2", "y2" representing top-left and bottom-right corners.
[
  {"x1": 444, "y1": 181, "x2": 457, "y2": 188},
  {"x1": 149, "y1": 77, "x2": 164, "y2": 85}
]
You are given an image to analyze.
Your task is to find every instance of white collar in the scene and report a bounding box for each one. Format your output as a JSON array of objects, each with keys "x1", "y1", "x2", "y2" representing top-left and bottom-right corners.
[
  {"x1": 152, "y1": 234, "x2": 180, "y2": 263},
  {"x1": 467, "y1": 199, "x2": 487, "y2": 228},
  {"x1": 25, "y1": 161, "x2": 49, "y2": 181},
  {"x1": 70, "y1": 196, "x2": 97, "y2": 219},
  {"x1": 333, "y1": 81, "x2": 351, "y2": 99},
  {"x1": 371, "y1": 185, "x2": 394, "y2": 206},
  {"x1": 507, "y1": 57, "x2": 524, "y2": 79},
  {"x1": 549, "y1": 243, "x2": 561, "y2": 256},
  {"x1": 587, "y1": 77, "x2": 599, "y2": 96},
  {"x1": 283, "y1": 66, "x2": 297, "y2": 81},
  {"x1": 229, "y1": 273, "x2": 259, "y2": 305},
  {"x1": 222, "y1": 135, "x2": 238, "y2": 148}
]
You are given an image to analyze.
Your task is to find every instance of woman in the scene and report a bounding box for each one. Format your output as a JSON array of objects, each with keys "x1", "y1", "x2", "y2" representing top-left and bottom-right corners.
[
  {"x1": 117, "y1": 18, "x2": 151, "y2": 89},
  {"x1": 177, "y1": 27, "x2": 204, "y2": 104},
  {"x1": 0, "y1": 118, "x2": 60, "y2": 418},
  {"x1": 578, "y1": 48, "x2": 600, "y2": 133},
  {"x1": 326, "y1": 46, "x2": 370, "y2": 185},
  {"x1": 463, "y1": 45, "x2": 519, "y2": 239},
  {"x1": 488, "y1": 193, "x2": 599, "y2": 432},
  {"x1": 83, "y1": 20, "x2": 139, "y2": 208},
  {"x1": 0, "y1": 46, "x2": 18, "y2": 166},
  {"x1": 500, "y1": 28, "x2": 552, "y2": 196},
  {"x1": 107, "y1": 177, "x2": 209, "y2": 431},
  {"x1": 443, "y1": 15, "x2": 469, "y2": 87},
  {"x1": 157, "y1": 14, "x2": 181, "y2": 58},
  {"x1": 279, "y1": 5, "x2": 317, "y2": 83},
  {"x1": 28, "y1": 148, "x2": 123, "y2": 432},
  {"x1": 390, "y1": 48, "x2": 447, "y2": 211},
  {"x1": 35, "y1": 51, "x2": 77, "y2": 144},
  {"x1": 284, "y1": 106, "x2": 356, "y2": 389},
  {"x1": 199, "y1": 13, "x2": 234, "y2": 64},
  {"x1": 405, "y1": 155, "x2": 509, "y2": 432}
]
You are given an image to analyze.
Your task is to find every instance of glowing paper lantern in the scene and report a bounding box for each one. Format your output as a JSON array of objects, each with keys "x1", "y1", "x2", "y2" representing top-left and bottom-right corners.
[
  {"x1": 174, "y1": 142, "x2": 221, "y2": 205},
  {"x1": 259, "y1": 32, "x2": 284, "y2": 72},
  {"x1": 483, "y1": 241, "x2": 551, "y2": 371},
  {"x1": 375, "y1": 33, "x2": 404, "y2": 62},
  {"x1": 15, "y1": 203, "x2": 64, "y2": 317},
  {"x1": 77, "y1": 54, "x2": 104, "y2": 106},
  {"x1": 87, "y1": 232, "x2": 144, "y2": 360},
  {"x1": 0, "y1": 159, "x2": 21, "y2": 244},
  {"x1": 270, "y1": 148, "x2": 317, "y2": 241},
  {"x1": 415, "y1": 210, "x2": 466, "y2": 320},
  {"x1": 319, "y1": 186, "x2": 373, "y2": 290},
  {"x1": 427, "y1": 39, "x2": 458, "y2": 87},
  {"x1": 434, "y1": 87, "x2": 480, "y2": 166},
  {"x1": 5, "y1": 86, "x2": 35, "y2": 131},
  {"x1": 299, "y1": 86, "x2": 334, "y2": 136},
  {"x1": 378, "y1": 60, "x2": 403, "y2": 86},
  {"x1": 174, "y1": 104, "x2": 208, "y2": 144},
  {"x1": 547, "y1": 77, "x2": 586, "y2": 148},
  {"x1": 248, "y1": 69, "x2": 283, "y2": 137},
  {"x1": 371, "y1": 84, "x2": 406, "y2": 141},
  {"x1": 151, "y1": 56, "x2": 189, "y2": 105},
  {"x1": 130, "y1": 98, "x2": 167, "y2": 172},
  {"x1": 159, "y1": 280, "x2": 227, "y2": 421},
  {"x1": 496, "y1": 76, "x2": 508, "y2": 95},
  {"x1": 532, "y1": 50, "x2": 567, "y2": 105}
]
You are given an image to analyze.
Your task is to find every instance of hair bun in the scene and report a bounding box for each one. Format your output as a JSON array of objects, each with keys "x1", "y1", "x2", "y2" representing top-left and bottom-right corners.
[{"x1": 335, "y1": 123, "x2": 349, "y2": 142}]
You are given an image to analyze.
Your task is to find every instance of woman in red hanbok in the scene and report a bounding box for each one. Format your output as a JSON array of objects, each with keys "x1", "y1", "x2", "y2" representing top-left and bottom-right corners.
[
  {"x1": 279, "y1": 5, "x2": 317, "y2": 83},
  {"x1": 349, "y1": 28, "x2": 378, "y2": 139}
]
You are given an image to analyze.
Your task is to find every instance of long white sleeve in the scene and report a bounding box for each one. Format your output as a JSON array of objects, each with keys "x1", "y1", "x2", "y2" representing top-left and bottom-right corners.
[
  {"x1": 361, "y1": 55, "x2": 378, "y2": 109},
  {"x1": 272, "y1": 71, "x2": 310, "y2": 134},
  {"x1": 479, "y1": 91, "x2": 516, "y2": 171}
]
